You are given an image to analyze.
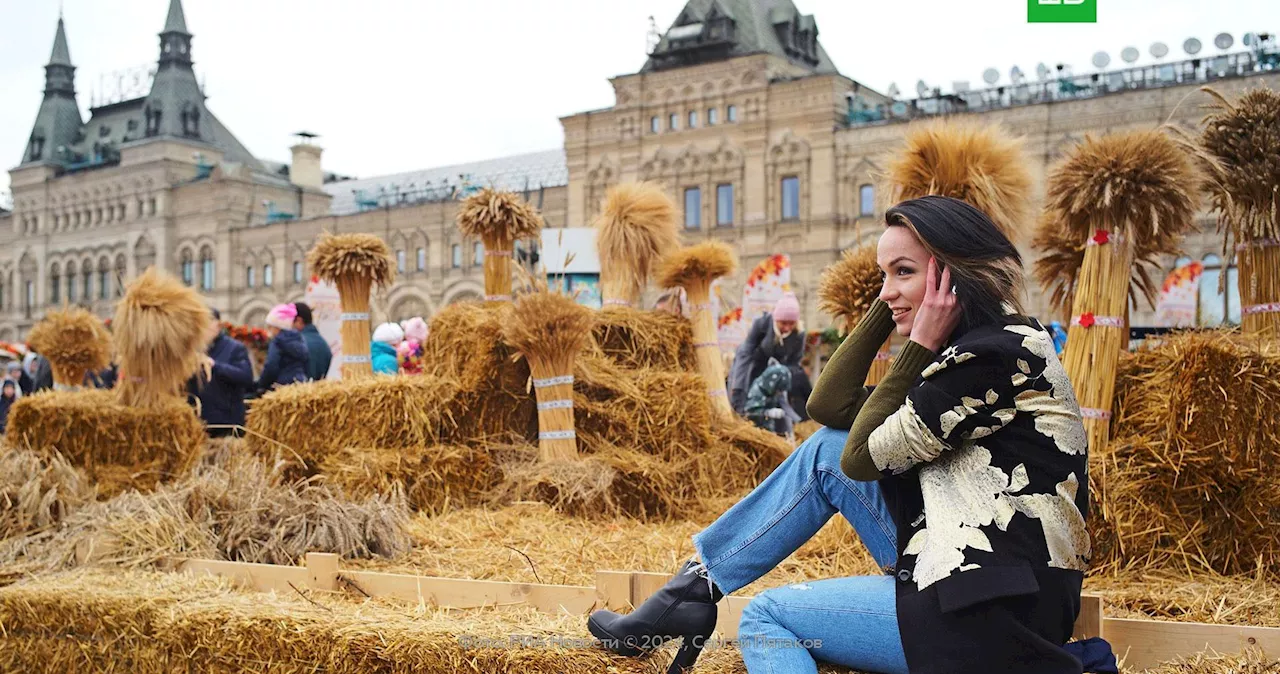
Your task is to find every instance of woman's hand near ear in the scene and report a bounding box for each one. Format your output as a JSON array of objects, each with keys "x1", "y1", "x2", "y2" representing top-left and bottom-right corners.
[{"x1": 909, "y1": 257, "x2": 962, "y2": 352}]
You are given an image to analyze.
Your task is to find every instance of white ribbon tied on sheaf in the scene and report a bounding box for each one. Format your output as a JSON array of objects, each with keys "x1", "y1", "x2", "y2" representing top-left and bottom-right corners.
[
  {"x1": 340, "y1": 313, "x2": 370, "y2": 321},
  {"x1": 536, "y1": 399, "x2": 574, "y2": 411},
  {"x1": 538, "y1": 430, "x2": 576, "y2": 441},
  {"x1": 341, "y1": 355, "x2": 370, "y2": 363},
  {"x1": 532, "y1": 375, "x2": 574, "y2": 388}
]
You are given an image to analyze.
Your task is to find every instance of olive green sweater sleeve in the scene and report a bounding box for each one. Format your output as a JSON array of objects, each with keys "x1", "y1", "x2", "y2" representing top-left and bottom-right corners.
[
  {"x1": 840, "y1": 340, "x2": 938, "y2": 481},
  {"x1": 805, "y1": 300, "x2": 896, "y2": 430}
]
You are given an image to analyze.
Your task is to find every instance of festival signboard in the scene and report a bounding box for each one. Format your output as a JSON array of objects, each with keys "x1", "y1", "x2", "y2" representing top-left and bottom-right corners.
[
  {"x1": 304, "y1": 276, "x2": 344, "y2": 380},
  {"x1": 1154, "y1": 261, "x2": 1203, "y2": 328}
]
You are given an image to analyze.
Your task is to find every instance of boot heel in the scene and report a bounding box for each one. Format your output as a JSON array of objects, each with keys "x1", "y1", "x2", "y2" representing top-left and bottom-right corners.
[{"x1": 666, "y1": 626, "x2": 714, "y2": 674}]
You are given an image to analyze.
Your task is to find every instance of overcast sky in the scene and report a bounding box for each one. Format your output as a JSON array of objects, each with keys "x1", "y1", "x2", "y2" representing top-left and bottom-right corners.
[{"x1": 1, "y1": 0, "x2": 1274, "y2": 201}]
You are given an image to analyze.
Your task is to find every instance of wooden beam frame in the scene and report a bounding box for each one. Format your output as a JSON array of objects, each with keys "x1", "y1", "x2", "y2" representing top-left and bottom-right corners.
[{"x1": 175, "y1": 555, "x2": 1280, "y2": 669}]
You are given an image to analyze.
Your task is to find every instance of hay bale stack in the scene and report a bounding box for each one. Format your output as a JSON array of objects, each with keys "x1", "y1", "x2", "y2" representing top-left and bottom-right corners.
[
  {"x1": 319, "y1": 444, "x2": 499, "y2": 515},
  {"x1": 244, "y1": 376, "x2": 462, "y2": 470},
  {"x1": 657, "y1": 242, "x2": 738, "y2": 415},
  {"x1": 308, "y1": 232, "x2": 396, "y2": 378},
  {"x1": 25, "y1": 307, "x2": 111, "y2": 389},
  {"x1": 593, "y1": 182, "x2": 681, "y2": 307},
  {"x1": 1093, "y1": 331, "x2": 1280, "y2": 577},
  {"x1": 6, "y1": 390, "x2": 204, "y2": 496},
  {"x1": 0, "y1": 446, "x2": 94, "y2": 540},
  {"x1": 111, "y1": 267, "x2": 211, "y2": 408},
  {"x1": 1195, "y1": 87, "x2": 1280, "y2": 336},
  {"x1": 457, "y1": 188, "x2": 544, "y2": 303},
  {"x1": 816, "y1": 244, "x2": 892, "y2": 384},
  {"x1": 591, "y1": 305, "x2": 697, "y2": 371}
]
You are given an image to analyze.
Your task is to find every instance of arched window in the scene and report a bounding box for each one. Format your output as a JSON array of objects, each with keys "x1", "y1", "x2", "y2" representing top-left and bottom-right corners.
[
  {"x1": 49, "y1": 264, "x2": 61, "y2": 305},
  {"x1": 451, "y1": 244, "x2": 462, "y2": 268},
  {"x1": 859, "y1": 184, "x2": 875, "y2": 217},
  {"x1": 200, "y1": 247, "x2": 215, "y2": 290},
  {"x1": 396, "y1": 250, "x2": 406, "y2": 273},
  {"x1": 263, "y1": 263, "x2": 273, "y2": 287},
  {"x1": 66, "y1": 261, "x2": 76, "y2": 302},
  {"x1": 98, "y1": 258, "x2": 110, "y2": 300},
  {"x1": 115, "y1": 255, "x2": 126, "y2": 297},
  {"x1": 81, "y1": 263, "x2": 92, "y2": 301},
  {"x1": 293, "y1": 260, "x2": 303, "y2": 284},
  {"x1": 416, "y1": 247, "x2": 426, "y2": 271},
  {"x1": 246, "y1": 266, "x2": 256, "y2": 288},
  {"x1": 180, "y1": 249, "x2": 194, "y2": 286},
  {"x1": 473, "y1": 242, "x2": 484, "y2": 266}
]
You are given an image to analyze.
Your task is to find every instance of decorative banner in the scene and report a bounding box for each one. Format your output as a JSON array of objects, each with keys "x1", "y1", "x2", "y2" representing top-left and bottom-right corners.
[
  {"x1": 711, "y1": 278, "x2": 744, "y2": 357},
  {"x1": 548, "y1": 273, "x2": 602, "y2": 309},
  {"x1": 742, "y1": 254, "x2": 792, "y2": 325},
  {"x1": 1154, "y1": 261, "x2": 1203, "y2": 328},
  {"x1": 305, "y1": 276, "x2": 344, "y2": 380}
]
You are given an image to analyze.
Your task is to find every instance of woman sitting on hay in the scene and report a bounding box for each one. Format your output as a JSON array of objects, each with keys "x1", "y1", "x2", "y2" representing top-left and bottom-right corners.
[{"x1": 590, "y1": 196, "x2": 1091, "y2": 674}]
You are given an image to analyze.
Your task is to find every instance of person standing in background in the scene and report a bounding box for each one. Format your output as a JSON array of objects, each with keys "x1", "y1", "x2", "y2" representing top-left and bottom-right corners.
[
  {"x1": 729, "y1": 293, "x2": 804, "y2": 414},
  {"x1": 292, "y1": 302, "x2": 332, "y2": 381},
  {"x1": 189, "y1": 308, "x2": 253, "y2": 437},
  {"x1": 255, "y1": 303, "x2": 311, "y2": 392},
  {"x1": 371, "y1": 322, "x2": 404, "y2": 375},
  {"x1": 0, "y1": 380, "x2": 16, "y2": 434}
]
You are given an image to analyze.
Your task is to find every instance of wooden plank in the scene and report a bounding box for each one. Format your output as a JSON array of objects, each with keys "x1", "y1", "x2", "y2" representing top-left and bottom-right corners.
[
  {"x1": 1073, "y1": 593, "x2": 1104, "y2": 640},
  {"x1": 179, "y1": 558, "x2": 310, "y2": 594},
  {"x1": 594, "y1": 571, "x2": 633, "y2": 612},
  {"x1": 306, "y1": 552, "x2": 340, "y2": 592},
  {"x1": 342, "y1": 569, "x2": 597, "y2": 614},
  {"x1": 1105, "y1": 617, "x2": 1280, "y2": 670},
  {"x1": 631, "y1": 571, "x2": 669, "y2": 606}
]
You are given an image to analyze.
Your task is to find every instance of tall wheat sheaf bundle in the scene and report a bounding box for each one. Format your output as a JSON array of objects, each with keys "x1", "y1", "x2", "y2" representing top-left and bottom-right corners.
[
  {"x1": 593, "y1": 182, "x2": 680, "y2": 307},
  {"x1": 816, "y1": 244, "x2": 892, "y2": 384},
  {"x1": 1040, "y1": 130, "x2": 1201, "y2": 459},
  {"x1": 112, "y1": 267, "x2": 211, "y2": 408},
  {"x1": 307, "y1": 233, "x2": 396, "y2": 378},
  {"x1": 26, "y1": 307, "x2": 111, "y2": 388},
  {"x1": 456, "y1": 188, "x2": 545, "y2": 304},
  {"x1": 1194, "y1": 86, "x2": 1280, "y2": 335},
  {"x1": 657, "y1": 242, "x2": 737, "y2": 415},
  {"x1": 885, "y1": 120, "x2": 1033, "y2": 242},
  {"x1": 502, "y1": 289, "x2": 595, "y2": 461}
]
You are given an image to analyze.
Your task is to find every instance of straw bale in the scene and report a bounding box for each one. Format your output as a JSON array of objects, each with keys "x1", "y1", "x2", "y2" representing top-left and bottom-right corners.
[
  {"x1": 592, "y1": 305, "x2": 697, "y2": 371},
  {"x1": 113, "y1": 267, "x2": 212, "y2": 407},
  {"x1": 6, "y1": 389, "x2": 203, "y2": 496},
  {"x1": 244, "y1": 376, "x2": 463, "y2": 469},
  {"x1": 457, "y1": 187, "x2": 545, "y2": 241},
  {"x1": 0, "y1": 446, "x2": 94, "y2": 541},
  {"x1": 706, "y1": 415, "x2": 791, "y2": 494},
  {"x1": 817, "y1": 244, "x2": 882, "y2": 328},
  {"x1": 885, "y1": 119, "x2": 1033, "y2": 241},
  {"x1": 656, "y1": 241, "x2": 738, "y2": 291},
  {"x1": 25, "y1": 306, "x2": 111, "y2": 387},
  {"x1": 1085, "y1": 571, "x2": 1280, "y2": 628},
  {"x1": 307, "y1": 232, "x2": 396, "y2": 288},
  {"x1": 319, "y1": 444, "x2": 499, "y2": 514}
]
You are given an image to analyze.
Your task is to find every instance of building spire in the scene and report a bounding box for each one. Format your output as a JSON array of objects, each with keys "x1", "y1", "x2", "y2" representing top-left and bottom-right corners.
[
  {"x1": 21, "y1": 14, "x2": 83, "y2": 164},
  {"x1": 164, "y1": 0, "x2": 190, "y2": 35},
  {"x1": 143, "y1": 0, "x2": 213, "y2": 142},
  {"x1": 49, "y1": 16, "x2": 72, "y2": 67}
]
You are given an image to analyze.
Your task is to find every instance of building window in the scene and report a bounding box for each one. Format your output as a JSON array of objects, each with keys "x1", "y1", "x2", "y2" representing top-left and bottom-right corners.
[
  {"x1": 473, "y1": 242, "x2": 484, "y2": 265},
  {"x1": 181, "y1": 251, "x2": 194, "y2": 286},
  {"x1": 781, "y1": 176, "x2": 800, "y2": 221},
  {"x1": 246, "y1": 266, "x2": 255, "y2": 288},
  {"x1": 396, "y1": 250, "x2": 406, "y2": 273},
  {"x1": 98, "y1": 264, "x2": 109, "y2": 300},
  {"x1": 669, "y1": 113, "x2": 679, "y2": 131},
  {"x1": 708, "y1": 108, "x2": 718, "y2": 126},
  {"x1": 716, "y1": 184, "x2": 734, "y2": 226},
  {"x1": 201, "y1": 253, "x2": 215, "y2": 291},
  {"x1": 451, "y1": 244, "x2": 462, "y2": 268},
  {"x1": 66, "y1": 264, "x2": 76, "y2": 302},
  {"x1": 727, "y1": 105, "x2": 738, "y2": 122},
  {"x1": 148, "y1": 198, "x2": 157, "y2": 216},
  {"x1": 25, "y1": 281, "x2": 34, "y2": 314},
  {"x1": 684, "y1": 187, "x2": 702, "y2": 229},
  {"x1": 264, "y1": 264, "x2": 274, "y2": 287},
  {"x1": 416, "y1": 247, "x2": 426, "y2": 271},
  {"x1": 293, "y1": 260, "x2": 303, "y2": 284},
  {"x1": 688, "y1": 111, "x2": 698, "y2": 128},
  {"x1": 49, "y1": 267, "x2": 61, "y2": 304},
  {"x1": 82, "y1": 268, "x2": 91, "y2": 300},
  {"x1": 651, "y1": 116, "x2": 660, "y2": 133},
  {"x1": 859, "y1": 184, "x2": 875, "y2": 217},
  {"x1": 95, "y1": 208, "x2": 103, "y2": 224}
]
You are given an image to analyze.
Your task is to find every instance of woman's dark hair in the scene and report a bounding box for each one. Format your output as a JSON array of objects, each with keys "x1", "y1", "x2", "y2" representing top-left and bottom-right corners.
[{"x1": 884, "y1": 195, "x2": 1025, "y2": 333}]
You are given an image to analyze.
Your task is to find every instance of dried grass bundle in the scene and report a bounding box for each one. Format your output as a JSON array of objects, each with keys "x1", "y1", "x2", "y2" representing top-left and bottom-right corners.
[
  {"x1": 6, "y1": 389, "x2": 204, "y2": 497},
  {"x1": 26, "y1": 307, "x2": 111, "y2": 388},
  {"x1": 591, "y1": 305, "x2": 697, "y2": 371},
  {"x1": 1032, "y1": 212, "x2": 1167, "y2": 317},
  {"x1": 816, "y1": 244, "x2": 892, "y2": 383},
  {"x1": 0, "y1": 446, "x2": 94, "y2": 541},
  {"x1": 503, "y1": 290, "x2": 595, "y2": 460},
  {"x1": 319, "y1": 444, "x2": 499, "y2": 514},
  {"x1": 1196, "y1": 87, "x2": 1280, "y2": 335},
  {"x1": 457, "y1": 188, "x2": 545, "y2": 303},
  {"x1": 593, "y1": 182, "x2": 680, "y2": 306},
  {"x1": 657, "y1": 242, "x2": 738, "y2": 415},
  {"x1": 1045, "y1": 131, "x2": 1201, "y2": 457},
  {"x1": 307, "y1": 232, "x2": 396, "y2": 378},
  {"x1": 885, "y1": 120, "x2": 1033, "y2": 240},
  {"x1": 111, "y1": 267, "x2": 210, "y2": 408}
]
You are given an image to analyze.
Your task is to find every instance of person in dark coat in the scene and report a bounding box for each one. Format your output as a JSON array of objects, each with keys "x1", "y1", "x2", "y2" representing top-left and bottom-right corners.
[
  {"x1": 728, "y1": 293, "x2": 805, "y2": 414},
  {"x1": 292, "y1": 302, "x2": 332, "y2": 381},
  {"x1": 0, "y1": 380, "x2": 16, "y2": 434},
  {"x1": 30, "y1": 354, "x2": 53, "y2": 393},
  {"x1": 188, "y1": 309, "x2": 253, "y2": 437},
  {"x1": 255, "y1": 303, "x2": 310, "y2": 392}
]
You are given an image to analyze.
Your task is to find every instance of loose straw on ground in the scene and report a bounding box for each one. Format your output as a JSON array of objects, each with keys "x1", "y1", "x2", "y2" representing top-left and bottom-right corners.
[
  {"x1": 1042, "y1": 130, "x2": 1201, "y2": 458},
  {"x1": 593, "y1": 182, "x2": 680, "y2": 308},
  {"x1": 502, "y1": 289, "x2": 594, "y2": 460},
  {"x1": 308, "y1": 233, "x2": 396, "y2": 378},
  {"x1": 816, "y1": 244, "x2": 892, "y2": 385},
  {"x1": 112, "y1": 267, "x2": 211, "y2": 408},
  {"x1": 457, "y1": 188, "x2": 545, "y2": 304},
  {"x1": 1195, "y1": 87, "x2": 1280, "y2": 336},
  {"x1": 26, "y1": 307, "x2": 111, "y2": 390},
  {"x1": 657, "y1": 242, "x2": 737, "y2": 415}
]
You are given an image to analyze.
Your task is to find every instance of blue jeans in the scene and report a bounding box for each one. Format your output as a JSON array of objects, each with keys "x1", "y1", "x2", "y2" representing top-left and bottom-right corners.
[{"x1": 692, "y1": 427, "x2": 909, "y2": 674}]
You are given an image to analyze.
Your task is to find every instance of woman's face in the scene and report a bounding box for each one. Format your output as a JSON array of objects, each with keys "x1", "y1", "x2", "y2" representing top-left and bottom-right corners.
[{"x1": 877, "y1": 225, "x2": 932, "y2": 337}]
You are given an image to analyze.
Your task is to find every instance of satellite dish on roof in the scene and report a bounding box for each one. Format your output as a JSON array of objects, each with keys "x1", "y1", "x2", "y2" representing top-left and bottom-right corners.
[
  {"x1": 1036, "y1": 63, "x2": 1050, "y2": 80},
  {"x1": 1092, "y1": 51, "x2": 1111, "y2": 69},
  {"x1": 1121, "y1": 46, "x2": 1140, "y2": 63},
  {"x1": 1243, "y1": 32, "x2": 1256, "y2": 46},
  {"x1": 1010, "y1": 65, "x2": 1025, "y2": 84},
  {"x1": 982, "y1": 68, "x2": 1000, "y2": 85},
  {"x1": 1150, "y1": 42, "x2": 1169, "y2": 58},
  {"x1": 1214, "y1": 32, "x2": 1234, "y2": 50},
  {"x1": 887, "y1": 82, "x2": 900, "y2": 98},
  {"x1": 916, "y1": 80, "x2": 929, "y2": 97},
  {"x1": 1183, "y1": 37, "x2": 1202, "y2": 55}
]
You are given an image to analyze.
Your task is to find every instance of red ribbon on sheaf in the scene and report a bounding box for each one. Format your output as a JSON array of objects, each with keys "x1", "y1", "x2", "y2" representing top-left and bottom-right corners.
[
  {"x1": 1090, "y1": 230, "x2": 1110, "y2": 246},
  {"x1": 1078, "y1": 313, "x2": 1096, "y2": 328}
]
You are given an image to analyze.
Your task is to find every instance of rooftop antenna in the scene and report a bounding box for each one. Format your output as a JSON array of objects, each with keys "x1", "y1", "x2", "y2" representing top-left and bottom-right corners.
[
  {"x1": 1243, "y1": 32, "x2": 1256, "y2": 47},
  {"x1": 886, "y1": 82, "x2": 900, "y2": 98},
  {"x1": 982, "y1": 68, "x2": 1000, "y2": 85},
  {"x1": 1183, "y1": 37, "x2": 1202, "y2": 55},
  {"x1": 646, "y1": 16, "x2": 660, "y2": 54},
  {"x1": 293, "y1": 131, "x2": 320, "y2": 145},
  {"x1": 1035, "y1": 63, "x2": 1050, "y2": 80},
  {"x1": 1214, "y1": 32, "x2": 1234, "y2": 50},
  {"x1": 1120, "y1": 46, "x2": 1140, "y2": 64}
]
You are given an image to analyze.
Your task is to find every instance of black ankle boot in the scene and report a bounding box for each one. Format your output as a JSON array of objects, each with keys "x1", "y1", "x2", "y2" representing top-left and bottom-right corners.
[{"x1": 589, "y1": 559, "x2": 725, "y2": 673}]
